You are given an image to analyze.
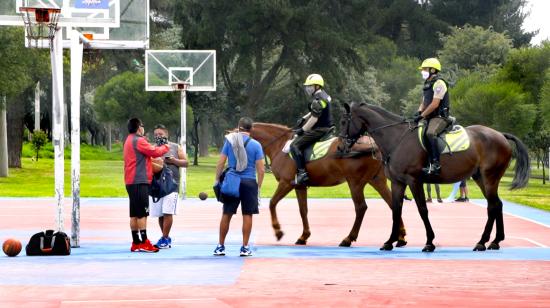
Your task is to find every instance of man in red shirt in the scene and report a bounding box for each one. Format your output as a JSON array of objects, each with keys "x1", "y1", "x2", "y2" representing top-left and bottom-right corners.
[{"x1": 123, "y1": 118, "x2": 169, "y2": 252}]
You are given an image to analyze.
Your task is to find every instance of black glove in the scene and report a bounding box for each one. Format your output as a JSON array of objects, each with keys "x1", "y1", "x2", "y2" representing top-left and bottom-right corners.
[
  {"x1": 293, "y1": 128, "x2": 305, "y2": 136},
  {"x1": 296, "y1": 118, "x2": 306, "y2": 127},
  {"x1": 413, "y1": 115, "x2": 423, "y2": 123},
  {"x1": 155, "y1": 136, "x2": 168, "y2": 146}
]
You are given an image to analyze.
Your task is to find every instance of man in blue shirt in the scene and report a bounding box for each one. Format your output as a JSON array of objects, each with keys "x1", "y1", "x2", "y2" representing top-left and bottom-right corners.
[{"x1": 213, "y1": 117, "x2": 265, "y2": 257}]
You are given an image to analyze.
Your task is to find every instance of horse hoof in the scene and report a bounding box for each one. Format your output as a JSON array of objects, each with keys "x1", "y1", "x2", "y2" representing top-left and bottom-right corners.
[
  {"x1": 275, "y1": 230, "x2": 284, "y2": 241},
  {"x1": 422, "y1": 244, "x2": 435, "y2": 252},
  {"x1": 396, "y1": 240, "x2": 408, "y2": 247},
  {"x1": 488, "y1": 242, "x2": 500, "y2": 250},
  {"x1": 339, "y1": 240, "x2": 352, "y2": 247},
  {"x1": 380, "y1": 243, "x2": 393, "y2": 251},
  {"x1": 473, "y1": 243, "x2": 486, "y2": 251},
  {"x1": 295, "y1": 239, "x2": 307, "y2": 245}
]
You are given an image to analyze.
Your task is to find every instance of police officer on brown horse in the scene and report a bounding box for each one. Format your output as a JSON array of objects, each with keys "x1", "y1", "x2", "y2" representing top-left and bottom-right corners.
[
  {"x1": 413, "y1": 58, "x2": 451, "y2": 175},
  {"x1": 290, "y1": 74, "x2": 333, "y2": 185}
]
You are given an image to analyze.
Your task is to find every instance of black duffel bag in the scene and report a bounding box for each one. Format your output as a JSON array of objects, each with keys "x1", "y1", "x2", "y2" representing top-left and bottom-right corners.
[{"x1": 26, "y1": 230, "x2": 71, "y2": 256}]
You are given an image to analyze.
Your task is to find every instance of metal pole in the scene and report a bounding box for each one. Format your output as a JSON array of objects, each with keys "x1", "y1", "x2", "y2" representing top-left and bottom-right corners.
[
  {"x1": 51, "y1": 27, "x2": 65, "y2": 232},
  {"x1": 70, "y1": 29, "x2": 83, "y2": 247},
  {"x1": 180, "y1": 89, "x2": 187, "y2": 199},
  {"x1": 0, "y1": 96, "x2": 8, "y2": 177}
]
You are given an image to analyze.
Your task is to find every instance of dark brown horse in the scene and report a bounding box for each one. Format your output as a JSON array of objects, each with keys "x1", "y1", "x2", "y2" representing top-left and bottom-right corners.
[
  {"x1": 250, "y1": 123, "x2": 407, "y2": 246},
  {"x1": 339, "y1": 102, "x2": 530, "y2": 252}
]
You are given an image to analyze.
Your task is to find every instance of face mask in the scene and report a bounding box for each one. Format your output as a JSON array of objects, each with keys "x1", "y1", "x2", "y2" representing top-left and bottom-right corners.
[
  {"x1": 304, "y1": 85, "x2": 315, "y2": 96},
  {"x1": 421, "y1": 71, "x2": 430, "y2": 80}
]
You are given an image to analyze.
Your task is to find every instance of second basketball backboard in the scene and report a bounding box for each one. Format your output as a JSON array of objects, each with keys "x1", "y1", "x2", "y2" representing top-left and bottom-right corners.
[{"x1": 145, "y1": 50, "x2": 216, "y2": 92}]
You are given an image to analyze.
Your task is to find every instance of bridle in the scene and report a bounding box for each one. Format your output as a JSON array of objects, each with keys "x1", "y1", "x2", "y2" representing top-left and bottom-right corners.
[{"x1": 340, "y1": 108, "x2": 418, "y2": 164}]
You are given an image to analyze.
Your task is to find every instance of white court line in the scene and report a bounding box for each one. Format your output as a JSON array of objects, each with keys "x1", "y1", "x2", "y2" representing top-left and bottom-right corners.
[
  {"x1": 62, "y1": 298, "x2": 218, "y2": 304},
  {"x1": 470, "y1": 201, "x2": 550, "y2": 229},
  {"x1": 507, "y1": 236, "x2": 548, "y2": 248}
]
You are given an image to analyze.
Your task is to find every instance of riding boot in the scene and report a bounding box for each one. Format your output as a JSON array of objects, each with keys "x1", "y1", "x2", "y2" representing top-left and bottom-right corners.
[
  {"x1": 290, "y1": 146, "x2": 309, "y2": 185},
  {"x1": 423, "y1": 137, "x2": 441, "y2": 175}
]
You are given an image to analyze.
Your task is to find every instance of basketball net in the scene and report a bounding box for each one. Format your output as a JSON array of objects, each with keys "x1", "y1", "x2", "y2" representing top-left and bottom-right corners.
[{"x1": 19, "y1": 7, "x2": 61, "y2": 49}]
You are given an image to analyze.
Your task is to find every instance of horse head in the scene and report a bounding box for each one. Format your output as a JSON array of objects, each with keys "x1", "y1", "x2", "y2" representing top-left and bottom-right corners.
[{"x1": 338, "y1": 102, "x2": 366, "y2": 153}]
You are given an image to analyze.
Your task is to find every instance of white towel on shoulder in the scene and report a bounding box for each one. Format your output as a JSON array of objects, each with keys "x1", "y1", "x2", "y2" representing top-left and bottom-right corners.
[{"x1": 225, "y1": 132, "x2": 248, "y2": 172}]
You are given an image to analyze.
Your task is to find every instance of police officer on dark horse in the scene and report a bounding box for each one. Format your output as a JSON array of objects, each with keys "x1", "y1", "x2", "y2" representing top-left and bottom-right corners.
[
  {"x1": 413, "y1": 58, "x2": 451, "y2": 175},
  {"x1": 290, "y1": 73, "x2": 333, "y2": 185}
]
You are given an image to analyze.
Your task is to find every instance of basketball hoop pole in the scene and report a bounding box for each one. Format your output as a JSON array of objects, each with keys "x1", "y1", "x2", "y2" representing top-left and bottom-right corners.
[
  {"x1": 70, "y1": 29, "x2": 84, "y2": 247},
  {"x1": 179, "y1": 87, "x2": 187, "y2": 200},
  {"x1": 50, "y1": 26, "x2": 65, "y2": 232}
]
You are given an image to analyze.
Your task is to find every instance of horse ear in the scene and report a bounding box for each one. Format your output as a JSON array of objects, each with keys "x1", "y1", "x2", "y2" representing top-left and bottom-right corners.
[{"x1": 342, "y1": 102, "x2": 351, "y2": 114}]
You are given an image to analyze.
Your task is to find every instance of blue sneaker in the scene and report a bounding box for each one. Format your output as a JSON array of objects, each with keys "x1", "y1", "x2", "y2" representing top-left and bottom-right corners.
[
  {"x1": 240, "y1": 246, "x2": 252, "y2": 257},
  {"x1": 213, "y1": 244, "x2": 225, "y2": 256},
  {"x1": 156, "y1": 237, "x2": 170, "y2": 249},
  {"x1": 167, "y1": 237, "x2": 172, "y2": 247}
]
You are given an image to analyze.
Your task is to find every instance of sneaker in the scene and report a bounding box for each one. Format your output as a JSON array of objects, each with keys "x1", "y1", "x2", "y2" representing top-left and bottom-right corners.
[
  {"x1": 437, "y1": 198, "x2": 443, "y2": 203},
  {"x1": 240, "y1": 246, "x2": 252, "y2": 257},
  {"x1": 426, "y1": 198, "x2": 433, "y2": 203},
  {"x1": 156, "y1": 237, "x2": 171, "y2": 249},
  {"x1": 130, "y1": 242, "x2": 141, "y2": 252},
  {"x1": 167, "y1": 237, "x2": 172, "y2": 247},
  {"x1": 455, "y1": 197, "x2": 466, "y2": 202},
  {"x1": 213, "y1": 244, "x2": 225, "y2": 256},
  {"x1": 140, "y1": 239, "x2": 160, "y2": 253}
]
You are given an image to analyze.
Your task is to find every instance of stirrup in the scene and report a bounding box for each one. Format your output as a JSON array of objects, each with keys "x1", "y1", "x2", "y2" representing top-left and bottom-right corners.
[
  {"x1": 294, "y1": 171, "x2": 309, "y2": 185},
  {"x1": 422, "y1": 163, "x2": 440, "y2": 175}
]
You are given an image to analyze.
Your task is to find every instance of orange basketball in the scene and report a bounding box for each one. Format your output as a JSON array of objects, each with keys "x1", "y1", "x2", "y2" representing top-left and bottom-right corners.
[
  {"x1": 2, "y1": 239, "x2": 22, "y2": 257},
  {"x1": 152, "y1": 157, "x2": 164, "y2": 173}
]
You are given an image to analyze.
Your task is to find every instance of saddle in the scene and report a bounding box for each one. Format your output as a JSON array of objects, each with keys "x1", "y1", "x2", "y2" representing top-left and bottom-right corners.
[
  {"x1": 418, "y1": 120, "x2": 470, "y2": 154},
  {"x1": 284, "y1": 128, "x2": 378, "y2": 162}
]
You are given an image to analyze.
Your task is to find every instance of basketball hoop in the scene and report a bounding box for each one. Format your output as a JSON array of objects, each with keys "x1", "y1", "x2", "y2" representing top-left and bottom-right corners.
[
  {"x1": 171, "y1": 82, "x2": 190, "y2": 92},
  {"x1": 19, "y1": 7, "x2": 61, "y2": 49}
]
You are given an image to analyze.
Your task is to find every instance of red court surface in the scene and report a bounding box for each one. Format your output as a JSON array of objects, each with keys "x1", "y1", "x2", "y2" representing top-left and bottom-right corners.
[{"x1": 1, "y1": 197, "x2": 549, "y2": 307}]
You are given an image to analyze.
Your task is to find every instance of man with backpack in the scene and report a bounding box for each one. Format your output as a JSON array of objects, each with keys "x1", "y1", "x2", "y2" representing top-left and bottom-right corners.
[{"x1": 213, "y1": 117, "x2": 265, "y2": 257}]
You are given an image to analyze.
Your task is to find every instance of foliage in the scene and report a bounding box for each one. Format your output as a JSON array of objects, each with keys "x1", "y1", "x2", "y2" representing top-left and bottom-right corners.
[
  {"x1": 377, "y1": 56, "x2": 421, "y2": 113},
  {"x1": 428, "y1": 0, "x2": 534, "y2": 47},
  {"x1": 439, "y1": 25, "x2": 513, "y2": 71},
  {"x1": 30, "y1": 130, "x2": 48, "y2": 161},
  {"x1": 452, "y1": 77, "x2": 536, "y2": 137},
  {"x1": 93, "y1": 71, "x2": 182, "y2": 138}
]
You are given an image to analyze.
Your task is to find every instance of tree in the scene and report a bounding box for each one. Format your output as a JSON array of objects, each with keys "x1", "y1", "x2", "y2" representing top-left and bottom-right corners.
[
  {"x1": 452, "y1": 76, "x2": 536, "y2": 138},
  {"x1": 439, "y1": 25, "x2": 513, "y2": 71},
  {"x1": 0, "y1": 27, "x2": 50, "y2": 168},
  {"x1": 31, "y1": 130, "x2": 48, "y2": 161},
  {"x1": 428, "y1": 0, "x2": 534, "y2": 47}
]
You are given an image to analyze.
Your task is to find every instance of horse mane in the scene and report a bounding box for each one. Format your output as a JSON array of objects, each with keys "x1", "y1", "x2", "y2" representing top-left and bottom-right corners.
[{"x1": 353, "y1": 102, "x2": 404, "y2": 122}]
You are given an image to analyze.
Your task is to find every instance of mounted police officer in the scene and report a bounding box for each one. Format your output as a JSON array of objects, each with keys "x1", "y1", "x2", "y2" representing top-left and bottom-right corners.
[
  {"x1": 413, "y1": 58, "x2": 451, "y2": 175},
  {"x1": 290, "y1": 74, "x2": 332, "y2": 185}
]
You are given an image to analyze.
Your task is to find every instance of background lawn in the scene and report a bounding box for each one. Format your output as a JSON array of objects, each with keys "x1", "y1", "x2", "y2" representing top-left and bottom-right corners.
[{"x1": 1, "y1": 144, "x2": 548, "y2": 211}]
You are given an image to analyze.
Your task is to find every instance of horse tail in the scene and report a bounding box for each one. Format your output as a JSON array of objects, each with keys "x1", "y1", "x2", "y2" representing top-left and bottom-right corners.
[{"x1": 502, "y1": 133, "x2": 530, "y2": 190}]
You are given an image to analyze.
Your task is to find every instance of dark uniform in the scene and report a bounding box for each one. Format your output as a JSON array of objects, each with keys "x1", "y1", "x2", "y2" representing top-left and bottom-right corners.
[
  {"x1": 290, "y1": 89, "x2": 332, "y2": 183},
  {"x1": 422, "y1": 75, "x2": 451, "y2": 174}
]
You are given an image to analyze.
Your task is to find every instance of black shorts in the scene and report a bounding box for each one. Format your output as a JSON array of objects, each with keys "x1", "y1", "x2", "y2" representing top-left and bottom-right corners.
[
  {"x1": 126, "y1": 184, "x2": 150, "y2": 218},
  {"x1": 460, "y1": 180, "x2": 467, "y2": 188},
  {"x1": 222, "y1": 179, "x2": 259, "y2": 215}
]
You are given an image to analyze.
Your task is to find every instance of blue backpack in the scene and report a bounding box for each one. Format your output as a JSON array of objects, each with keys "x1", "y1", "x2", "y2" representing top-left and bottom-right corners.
[
  {"x1": 150, "y1": 167, "x2": 178, "y2": 202},
  {"x1": 219, "y1": 138, "x2": 251, "y2": 199}
]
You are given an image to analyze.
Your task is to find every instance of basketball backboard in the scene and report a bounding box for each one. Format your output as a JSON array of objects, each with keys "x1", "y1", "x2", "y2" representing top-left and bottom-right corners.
[
  {"x1": 145, "y1": 50, "x2": 216, "y2": 92},
  {"x1": 0, "y1": 0, "x2": 149, "y2": 49}
]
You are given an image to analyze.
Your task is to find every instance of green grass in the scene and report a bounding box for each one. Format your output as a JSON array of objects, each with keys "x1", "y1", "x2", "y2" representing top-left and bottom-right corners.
[{"x1": 1, "y1": 150, "x2": 548, "y2": 212}]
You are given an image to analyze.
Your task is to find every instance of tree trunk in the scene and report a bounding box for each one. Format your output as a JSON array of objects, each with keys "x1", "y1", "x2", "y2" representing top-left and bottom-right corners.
[
  {"x1": 106, "y1": 123, "x2": 112, "y2": 151},
  {"x1": 0, "y1": 98, "x2": 8, "y2": 177},
  {"x1": 6, "y1": 96, "x2": 25, "y2": 168},
  {"x1": 199, "y1": 116, "x2": 209, "y2": 157},
  {"x1": 193, "y1": 117, "x2": 200, "y2": 166}
]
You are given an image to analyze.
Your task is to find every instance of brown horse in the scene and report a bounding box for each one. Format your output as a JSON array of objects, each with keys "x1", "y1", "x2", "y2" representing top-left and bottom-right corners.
[
  {"x1": 250, "y1": 122, "x2": 407, "y2": 247},
  {"x1": 339, "y1": 102, "x2": 530, "y2": 252}
]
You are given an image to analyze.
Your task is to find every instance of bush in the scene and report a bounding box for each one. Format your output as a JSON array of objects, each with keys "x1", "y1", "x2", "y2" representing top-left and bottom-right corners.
[{"x1": 31, "y1": 130, "x2": 48, "y2": 161}]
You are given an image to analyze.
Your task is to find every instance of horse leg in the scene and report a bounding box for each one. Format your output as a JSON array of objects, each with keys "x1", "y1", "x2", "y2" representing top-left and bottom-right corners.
[
  {"x1": 269, "y1": 182, "x2": 294, "y2": 241},
  {"x1": 380, "y1": 182, "x2": 406, "y2": 251},
  {"x1": 339, "y1": 180, "x2": 368, "y2": 247},
  {"x1": 473, "y1": 176, "x2": 503, "y2": 251},
  {"x1": 295, "y1": 187, "x2": 311, "y2": 245},
  {"x1": 369, "y1": 174, "x2": 407, "y2": 247},
  {"x1": 409, "y1": 183, "x2": 436, "y2": 252}
]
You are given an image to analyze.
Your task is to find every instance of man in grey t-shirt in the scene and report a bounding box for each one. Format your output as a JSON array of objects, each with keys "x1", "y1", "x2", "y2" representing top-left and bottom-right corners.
[{"x1": 150, "y1": 124, "x2": 188, "y2": 249}]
